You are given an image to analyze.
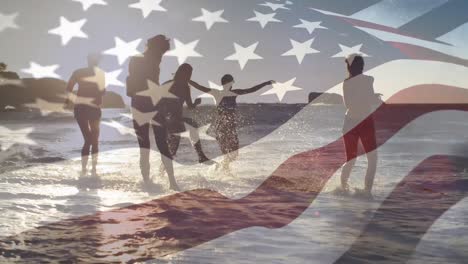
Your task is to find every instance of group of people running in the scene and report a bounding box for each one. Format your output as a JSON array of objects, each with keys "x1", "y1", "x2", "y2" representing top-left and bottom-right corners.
[{"x1": 65, "y1": 34, "x2": 378, "y2": 196}]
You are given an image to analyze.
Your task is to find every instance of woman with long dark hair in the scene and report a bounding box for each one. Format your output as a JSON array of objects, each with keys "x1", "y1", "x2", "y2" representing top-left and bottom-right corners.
[
  {"x1": 155, "y1": 63, "x2": 204, "y2": 190},
  {"x1": 339, "y1": 53, "x2": 378, "y2": 197},
  {"x1": 65, "y1": 54, "x2": 106, "y2": 177}
]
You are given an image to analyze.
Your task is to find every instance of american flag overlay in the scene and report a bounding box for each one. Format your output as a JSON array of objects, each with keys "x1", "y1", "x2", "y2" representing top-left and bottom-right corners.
[{"x1": 1, "y1": 0, "x2": 468, "y2": 263}]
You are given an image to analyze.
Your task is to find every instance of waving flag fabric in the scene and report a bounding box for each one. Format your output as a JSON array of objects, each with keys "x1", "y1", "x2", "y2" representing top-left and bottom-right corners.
[{"x1": 1, "y1": 0, "x2": 468, "y2": 263}]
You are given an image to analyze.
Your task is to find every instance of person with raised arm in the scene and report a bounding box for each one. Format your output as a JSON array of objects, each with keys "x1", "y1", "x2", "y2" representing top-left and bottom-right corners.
[{"x1": 189, "y1": 75, "x2": 274, "y2": 173}]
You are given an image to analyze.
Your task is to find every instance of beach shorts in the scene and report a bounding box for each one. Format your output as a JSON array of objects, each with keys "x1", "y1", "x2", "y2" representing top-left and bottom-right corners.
[
  {"x1": 74, "y1": 105, "x2": 101, "y2": 121},
  {"x1": 156, "y1": 98, "x2": 186, "y2": 134},
  {"x1": 342, "y1": 115, "x2": 377, "y2": 160},
  {"x1": 131, "y1": 95, "x2": 154, "y2": 113}
]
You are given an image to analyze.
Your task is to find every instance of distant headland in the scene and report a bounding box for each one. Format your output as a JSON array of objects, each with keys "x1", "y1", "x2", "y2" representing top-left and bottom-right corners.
[
  {"x1": 0, "y1": 77, "x2": 125, "y2": 111},
  {"x1": 0, "y1": 74, "x2": 344, "y2": 112}
]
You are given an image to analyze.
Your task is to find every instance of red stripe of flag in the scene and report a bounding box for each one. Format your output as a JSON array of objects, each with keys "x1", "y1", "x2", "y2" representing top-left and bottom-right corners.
[{"x1": 1, "y1": 84, "x2": 468, "y2": 262}]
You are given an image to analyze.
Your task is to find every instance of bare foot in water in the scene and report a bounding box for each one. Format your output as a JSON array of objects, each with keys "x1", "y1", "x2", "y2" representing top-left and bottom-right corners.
[
  {"x1": 354, "y1": 188, "x2": 374, "y2": 200},
  {"x1": 332, "y1": 186, "x2": 351, "y2": 196},
  {"x1": 90, "y1": 169, "x2": 99, "y2": 178},
  {"x1": 200, "y1": 157, "x2": 216, "y2": 165},
  {"x1": 158, "y1": 163, "x2": 166, "y2": 178},
  {"x1": 80, "y1": 169, "x2": 88, "y2": 177},
  {"x1": 169, "y1": 183, "x2": 181, "y2": 192},
  {"x1": 169, "y1": 185, "x2": 180, "y2": 192}
]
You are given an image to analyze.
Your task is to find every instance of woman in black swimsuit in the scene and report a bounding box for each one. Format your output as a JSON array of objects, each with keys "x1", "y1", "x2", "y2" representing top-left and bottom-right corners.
[
  {"x1": 65, "y1": 54, "x2": 106, "y2": 177},
  {"x1": 189, "y1": 75, "x2": 274, "y2": 172}
]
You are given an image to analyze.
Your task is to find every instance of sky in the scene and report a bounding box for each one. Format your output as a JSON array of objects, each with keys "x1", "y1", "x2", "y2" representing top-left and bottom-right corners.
[{"x1": 1, "y1": 0, "x2": 468, "y2": 104}]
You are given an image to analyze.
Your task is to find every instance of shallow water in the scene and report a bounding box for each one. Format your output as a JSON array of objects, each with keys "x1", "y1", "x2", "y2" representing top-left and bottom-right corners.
[{"x1": 0, "y1": 106, "x2": 467, "y2": 263}]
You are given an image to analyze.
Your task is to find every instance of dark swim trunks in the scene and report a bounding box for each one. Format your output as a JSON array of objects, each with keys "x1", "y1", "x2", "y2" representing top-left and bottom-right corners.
[
  {"x1": 131, "y1": 95, "x2": 154, "y2": 113},
  {"x1": 74, "y1": 105, "x2": 102, "y2": 121},
  {"x1": 155, "y1": 98, "x2": 186, "y2": 134}
]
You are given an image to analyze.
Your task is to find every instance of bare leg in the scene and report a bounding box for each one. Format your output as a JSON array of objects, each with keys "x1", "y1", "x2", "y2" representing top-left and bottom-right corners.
[
  {"x1": 133, "y1": 122, "x2": 151, "y2": 183},
  {"x1": 364, "y1": 150, "x2": 377, "y2": 193},
  {"x1": 221, "y1": 157, "x2": 231, "y2": 174},
  {"x1": 76, "y1": 118, "x2": 92, "y2": 176},
  {"x1": 219, "y1": 149, "x2": 237, "y2": 176},
  {"x1": 158, "y1": 133, "x2": 182, "y2": 179},
  {"x1": 158, "y1": 160, "x2": 166, "y2": 178},
  {"x1": 340, "y1": 158, "x2": 356, "y2": 191},
  {"x1": 89, "y1": 119, "x2": 100, "y2": 177},
  {"x1": 140, "y1": 149, "x2": 151, "y2": 183},
  {"x1": 194, "y1": 141, "x2": 209, "y2": 163},
  {"x1": 341, "y1": 133, "x2": 359, "y2": 191},
  {"x1": 185, "y1": 120, "x2": 210, "y2": 163},
  {"x1": 361, "y1": 118, "x2": 378, "y2": 195},
  {"x1": 154, "y1": 126, "x2": 179, "y2": 191},
  {"x1": 161, "y1": 155, "x2": 177, "y2": 190},
  {"x1": 81, "y1": 154, "x2": 89, "y2": 176}
]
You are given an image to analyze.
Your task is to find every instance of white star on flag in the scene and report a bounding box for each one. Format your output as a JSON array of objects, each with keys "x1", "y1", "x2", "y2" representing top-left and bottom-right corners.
[
  {"x1": 0, "y1": 12, "x2": 20, "y2": 32},
  {"x1": 262, "y1": 77, "x2": 302, "y2": 101},
  {"x1": 48, "y1": 17, "x2": 88, "y2": 46},
  {"x1": 165, "y1": 39, "x2": 203, "y2": 65},
  {"x1": 136, "y1": 80, "x2": 177, "y2": 106},
  {"x1": 104, "y1": 37, "x2": 142, "y2": 65},
  {"x1": 247, "y1": 11, "x2": 281, "y2": 28},
  {"x1": 82, "y1": 67, "x2": 106, "y2": 92},
  {"x1": 0, "y1": 126, "x2": 37, "y2": 151},
  {"x1": 67, "y1": 94, "x2": 98, "y2": 107},
  {"x1": 129, "y1": 0, "x2": 166, "y2": 18},
  {"x1": 293, "y1": 19, "x2": 327, "y2": 34},
  {"x1": 105, "y1": 69, "x2": 124, "y2": 87},
  {"x1": 131, "y1": 108, "x2": 159, "y2": 126},
  {"x1": 103, "y1": 120, "x2": 136, "y2": 137},
  {"x1": 24, "y1": 98, "x2": 66, "y2": 116},
  {"x1": 192, "y1": 8, "x2": 228, "y2": 30},
  {"x1": 71, "y1": 0, "x2": 107, "y2": 11},
  {"x1": 21, "y1": 62, "x2": 60, "y2": 79},
  {"x1": 282, "y1": 38, "x2": 319, "y2": 64},
  {"x1": 225, "y1": 42, "x2": 263, "y2": 70},
  {"x1": 332, "y1": 44, "x2": 369, "y2": 58},
  {"x1": 259, "y1": 2, "x2": 290, "y2": 11}
]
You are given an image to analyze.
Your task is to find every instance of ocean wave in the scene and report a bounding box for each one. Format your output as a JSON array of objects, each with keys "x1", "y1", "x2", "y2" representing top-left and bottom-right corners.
[{"x1": 0, "y1": 146, "x2": 66, "y2": 175}]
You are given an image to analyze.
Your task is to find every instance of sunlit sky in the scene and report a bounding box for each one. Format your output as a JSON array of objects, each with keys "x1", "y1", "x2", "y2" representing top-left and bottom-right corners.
[{"x1": 1, "y1": 0, "x2": 468, "y2": 103}]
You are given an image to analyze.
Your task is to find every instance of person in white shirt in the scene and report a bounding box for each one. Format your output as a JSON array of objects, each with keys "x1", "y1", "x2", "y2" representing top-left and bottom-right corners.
[{"x1": 340, "y1": 53, "x2": 378, "y2": 198}]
